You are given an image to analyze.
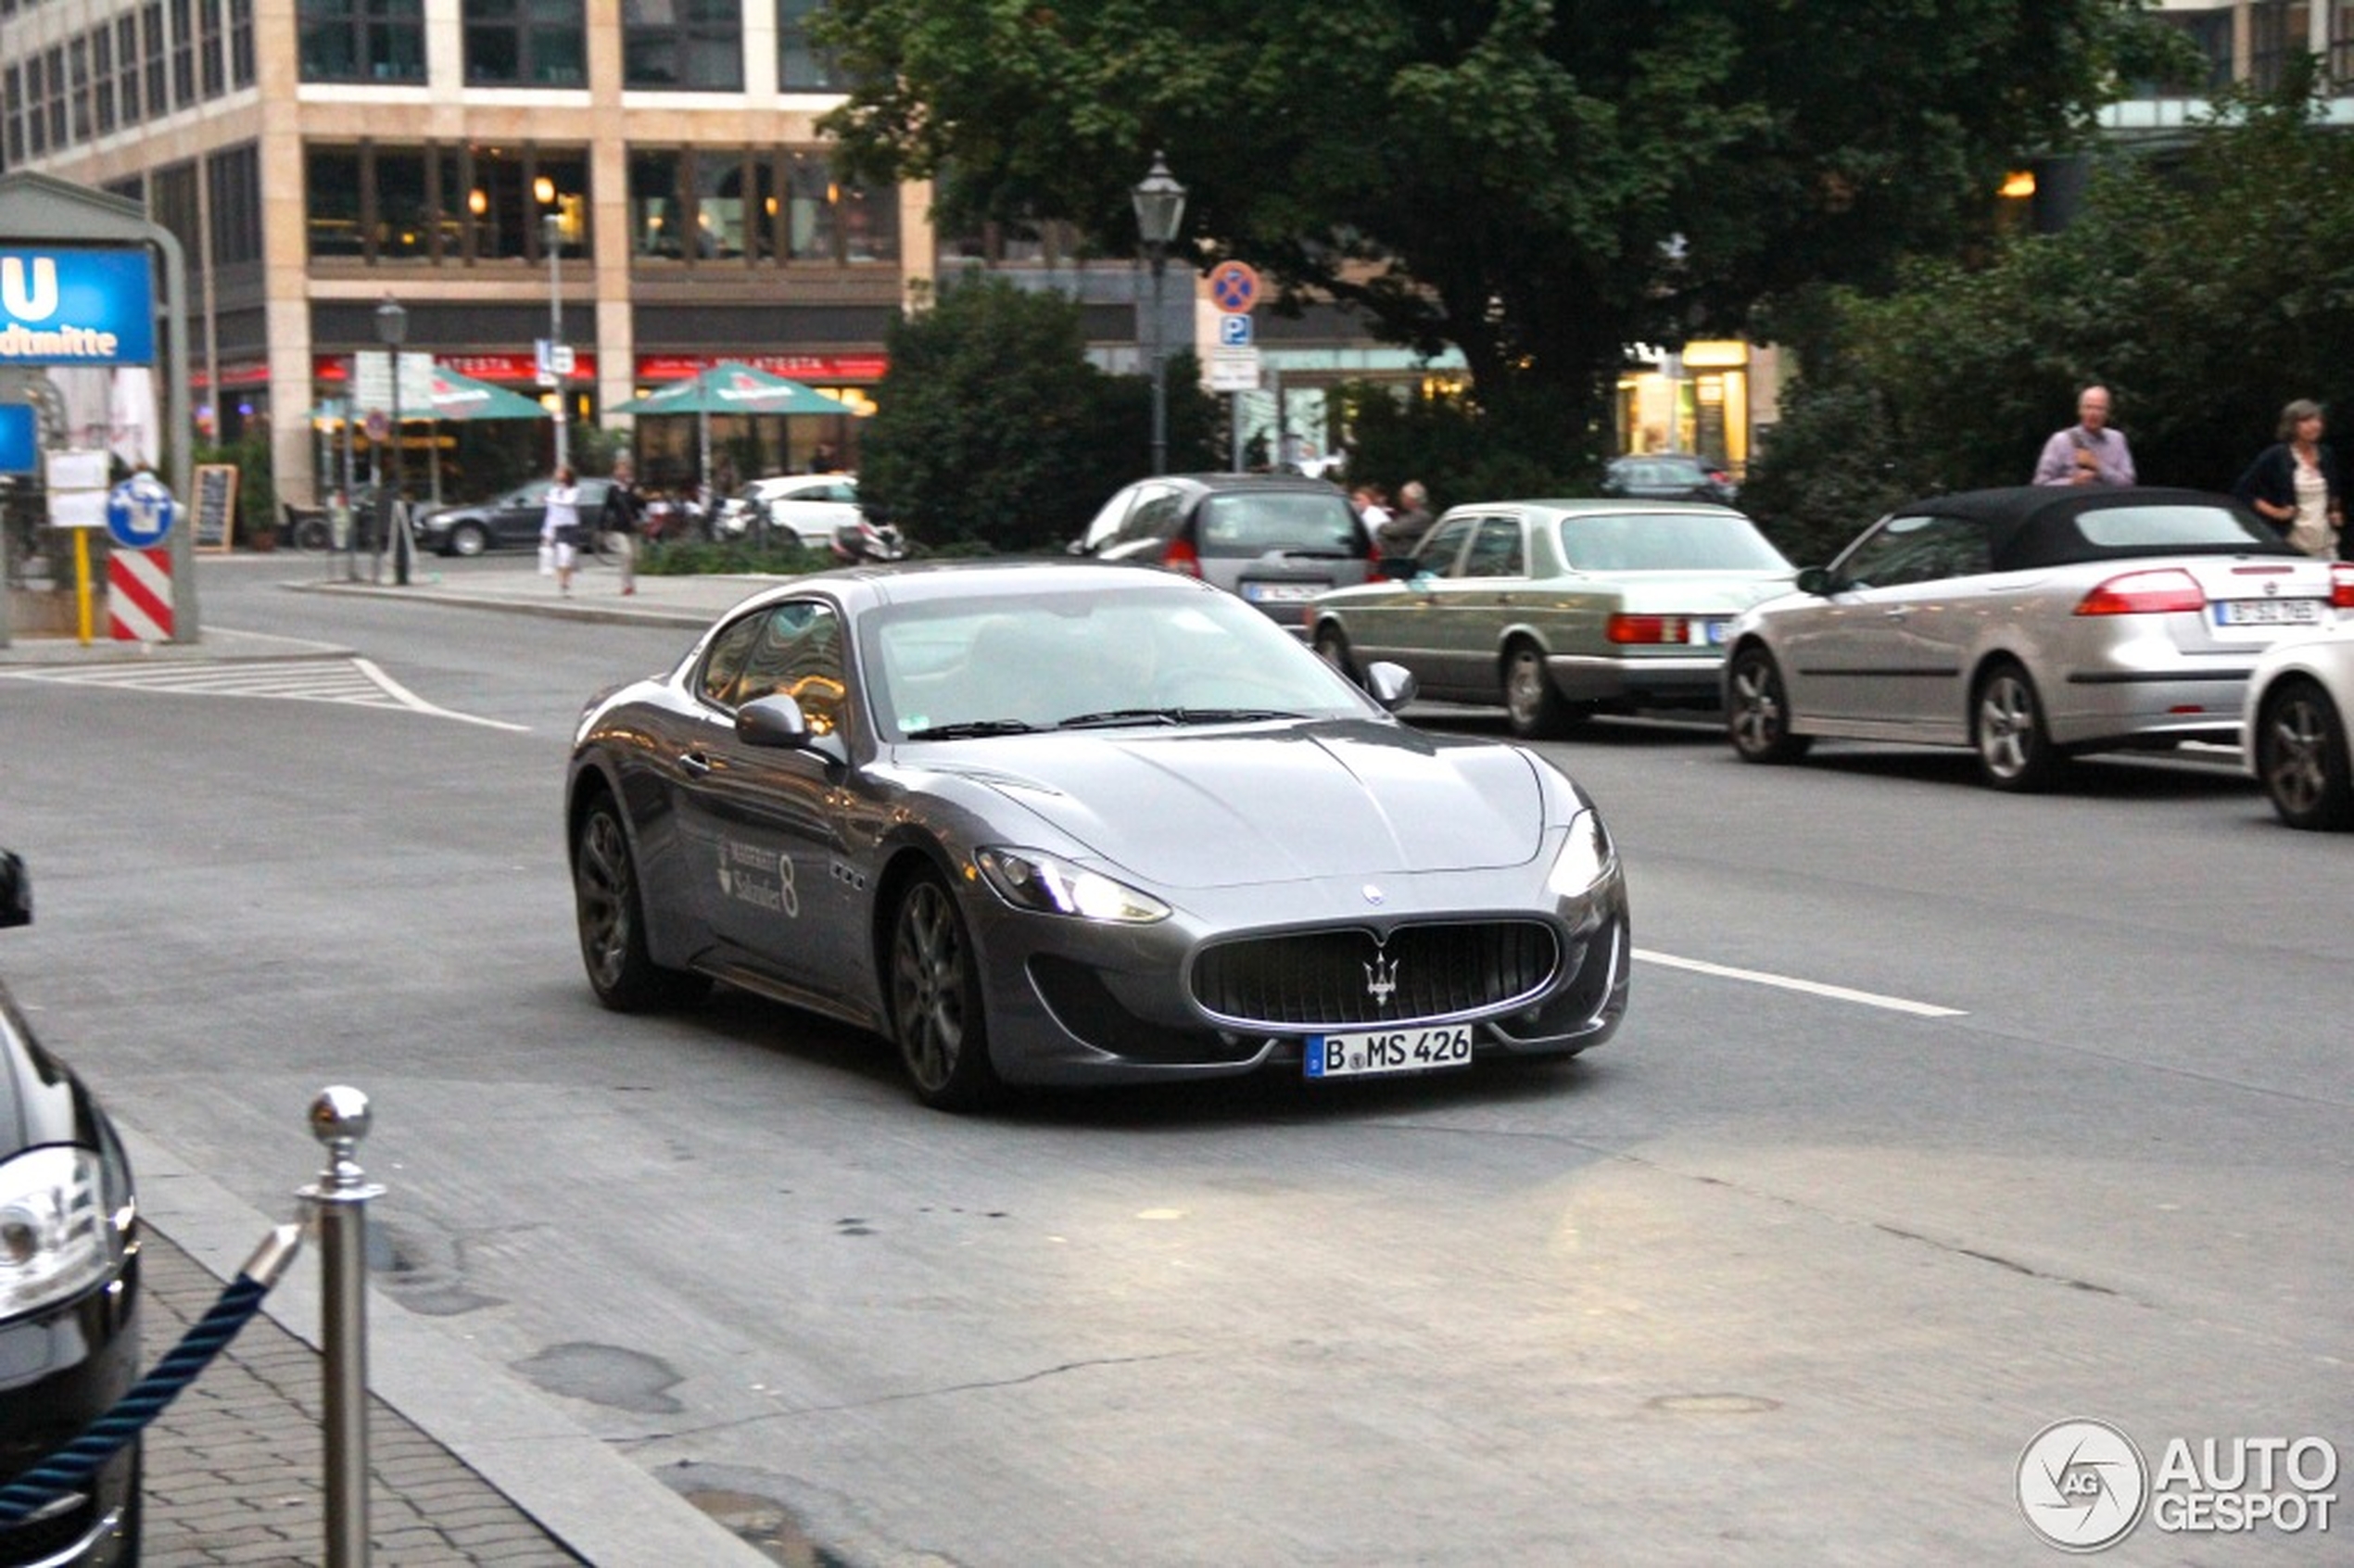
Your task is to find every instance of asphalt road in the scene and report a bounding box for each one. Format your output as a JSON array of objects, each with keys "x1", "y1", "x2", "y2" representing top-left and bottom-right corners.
[{"x1": 3, "y1": 556, "x2": 2347, "y2": 1565}]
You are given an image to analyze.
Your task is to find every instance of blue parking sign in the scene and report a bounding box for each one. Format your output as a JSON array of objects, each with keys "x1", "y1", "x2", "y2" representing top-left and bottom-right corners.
[
  {"x1": 107, "y1": 472, "x2": 178, "y2": 549},
  {"x1": 0, "y1": 405, "x2": 32, "y2": 474},
  {"x1": 1218, "y1": 314, "x2": 1254, "y2": 348}
]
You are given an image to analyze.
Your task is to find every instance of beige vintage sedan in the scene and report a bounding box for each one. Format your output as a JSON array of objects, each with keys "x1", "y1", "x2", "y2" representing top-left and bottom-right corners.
[{"x1": 1308, "y1": 499, "x2": 1795, "y2": 738}]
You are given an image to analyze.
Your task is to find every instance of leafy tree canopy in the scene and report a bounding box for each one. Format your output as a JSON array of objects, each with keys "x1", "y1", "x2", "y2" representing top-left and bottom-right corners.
[
  {"x1": 821, "y1": 0, "x2": 2173, "y2": 474},
  {"x1": 1742, "y1": 67, "x2": 2354, "y2": 563}
]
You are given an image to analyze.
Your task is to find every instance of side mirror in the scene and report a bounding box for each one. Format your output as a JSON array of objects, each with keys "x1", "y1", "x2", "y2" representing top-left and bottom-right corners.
[
  {"x1": 1363, "y1": 661, "x2": 1419, "y2": 713},
  {"x1": 1795, "y1": 565, "x2": 1840, "y2": 596},
  {"x1": 1067, "y1": 538, "x2": 1091, "y2": 557},
  {"x1": 736, "y1": 695, "x2": 848, "y2": 766},
  {"x1": 0, "y1": 852, "x2": 28, "y2": 929}
]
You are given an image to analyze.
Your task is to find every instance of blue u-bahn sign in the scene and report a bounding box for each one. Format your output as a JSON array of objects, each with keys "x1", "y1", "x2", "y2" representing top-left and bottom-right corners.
[{"x1": 0, "y1": 248, "x2": 155, "y2": 366}]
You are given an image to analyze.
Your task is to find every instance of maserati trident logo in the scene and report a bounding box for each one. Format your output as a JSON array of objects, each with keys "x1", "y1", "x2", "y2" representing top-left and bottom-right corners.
[{"x1": 1364, "y1": 946, "x2": 1399, "y2": 1005}]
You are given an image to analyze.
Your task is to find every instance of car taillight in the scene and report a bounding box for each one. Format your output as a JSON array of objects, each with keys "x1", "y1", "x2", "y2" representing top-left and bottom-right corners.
[
  {"x1": 2334, "y1": 563, "x2": 2354, "y2": 610},
  {"x1": 1161, "y1": 536, "x2": 1202, "y2": 577},
  {"x1": 1607, "y1": 613, "x2": 1686, "y2": 644},
  {"x1": 2074, "y1": 569, "x2": 2206, "y2": 616}
]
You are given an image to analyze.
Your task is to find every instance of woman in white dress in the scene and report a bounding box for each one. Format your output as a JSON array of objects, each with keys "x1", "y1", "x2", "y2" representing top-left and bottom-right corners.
[{"x1": 542, "y1": 465, "x2": 584, "y2": 594}]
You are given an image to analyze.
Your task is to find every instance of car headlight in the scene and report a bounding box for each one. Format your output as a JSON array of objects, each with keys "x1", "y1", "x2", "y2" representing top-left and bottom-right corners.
[
  {"x1": 1545, "y1": 809, "x2": 1617, "y2": 900},
  {"x1": 0, "y1": 1146, "x2": 123, "y2": 1321},
  {"x1": 974, "y1": 848, "x2": 1171, "y2": 924}
]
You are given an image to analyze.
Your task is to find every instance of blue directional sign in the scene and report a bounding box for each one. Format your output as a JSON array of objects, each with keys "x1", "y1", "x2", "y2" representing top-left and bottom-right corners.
[
  {"x1": 0, "y1": 405, "x2": 33, "y2": 474},
  {"x1": 1218, "y1": 314, "x2": 1254, "y2": 348},
  {"x1": 0, "y1": 249, "x2": 157, "y2": 366},
  {"x1": 106, "y1": 472, "x2": 179, "y2": 549}
]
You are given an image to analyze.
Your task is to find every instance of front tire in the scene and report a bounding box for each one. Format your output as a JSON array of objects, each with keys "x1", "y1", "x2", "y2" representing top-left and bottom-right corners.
[
  {"x1": 573, "y1": 795, "x2": 710, "y2": 1010},
  {"x1": 889, "y1": 870, "x2": 1001, "y2": 1111},
  {"x1": 2256, "y1": 677, "x2": 2354, "y2": 829},
  {"x1": 1727, "y1": 645, "x2": 1811, "y2": 763},
  {"x1": 1973, "y1": 662, "x2": 2063, "y2": 792}
]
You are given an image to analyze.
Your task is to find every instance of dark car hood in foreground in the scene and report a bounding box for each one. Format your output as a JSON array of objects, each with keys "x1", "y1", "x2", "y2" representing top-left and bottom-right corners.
[{"x1": 910, "y1": 718, "x2": 1550, "y2": 889}]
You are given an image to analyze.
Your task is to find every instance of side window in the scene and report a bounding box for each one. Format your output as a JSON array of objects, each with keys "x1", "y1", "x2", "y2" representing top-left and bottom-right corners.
[
  {"x1": 1416, "y1": 514, "x2": 1478, "y2": 574},
  {"x1": 1840, "y1": 515, "x2": 1989, "y2": 589},
  {"x1": 730, "y1": 601, "x2": 848, "y2": 733},
  {"x1": 1123, "y1": 487, "x2": 1183, "y2": 544},
  {"x1": 1462, "y1": 516, "x2": 1525, "y2": 578},
  {"x1": 1079, "y1": 486, "x2": 1139, "y2": 550},
  {"x1": 697, "y1": 612, "x2": 766, "y2": 706}
]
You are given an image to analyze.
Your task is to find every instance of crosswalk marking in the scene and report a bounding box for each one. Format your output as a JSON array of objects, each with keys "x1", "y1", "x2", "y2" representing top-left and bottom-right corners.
[{"x1": 0, "y1": 655, "x2": 530, "y2": 731}]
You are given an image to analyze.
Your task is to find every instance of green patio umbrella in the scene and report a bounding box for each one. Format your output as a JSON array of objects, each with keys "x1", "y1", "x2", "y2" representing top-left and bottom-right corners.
[
  {"x1": 424, "y1": 365, "x2": 552, "y2": 423},
  {"x1": 610, "y1": 361, "x2": 855, "y2": 494}
]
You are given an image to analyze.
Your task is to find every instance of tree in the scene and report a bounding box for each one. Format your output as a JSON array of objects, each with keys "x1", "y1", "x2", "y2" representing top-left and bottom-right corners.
[
  {"x1": 820, "y1": 0, "x2": 2168, "y2": 480},
  {"x1": 1741, "y1": 68, "x2": 2354, "y2": 559},
  {"x1": 859, "y1": 275, "x2": 1217, "y2": 550}
]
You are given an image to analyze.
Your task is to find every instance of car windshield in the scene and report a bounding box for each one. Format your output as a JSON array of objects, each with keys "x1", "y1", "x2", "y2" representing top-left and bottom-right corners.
[
  {"x1": 860, "y1": 585, "x2": 1375, "y2": 740},
  {"x1": 1556, "y1": 511, "x2": 1791, "y2": 572},
  {"x1": 1196, "y1": 492, "x2": 1364, "y2": 557}
]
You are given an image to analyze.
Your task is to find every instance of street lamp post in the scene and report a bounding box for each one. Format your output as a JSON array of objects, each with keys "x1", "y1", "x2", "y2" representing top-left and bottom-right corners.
[
  {"x1": 545, "y1": 211, "x2": 567, "y2": 474},
  {"x1": 1133, "y1": 152, "x2": 1187, "y2": 477},
  {"x1": 374, "y1": 295, "x2": 410, "y2": 586}
]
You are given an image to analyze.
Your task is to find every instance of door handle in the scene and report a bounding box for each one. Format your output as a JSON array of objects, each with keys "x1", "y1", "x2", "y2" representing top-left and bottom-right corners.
[{"x1": 680, "y1": 751, "x2": 713, "y2": 777}]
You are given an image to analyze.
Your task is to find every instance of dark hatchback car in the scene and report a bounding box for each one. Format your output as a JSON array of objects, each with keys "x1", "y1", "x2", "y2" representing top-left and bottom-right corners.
[
  {"x1": 1072, "y1": 474, "x2": 1375, "y2": 635},
  {"x1": 0, "y1": 854, "x2": 141, "y2": 1566},
  {"x1": 414, "y1": 477, "x2": 614, "y2": 557},
  {"x1": 1603, "y1": 453, "x2": 1738, "y2": 505}
]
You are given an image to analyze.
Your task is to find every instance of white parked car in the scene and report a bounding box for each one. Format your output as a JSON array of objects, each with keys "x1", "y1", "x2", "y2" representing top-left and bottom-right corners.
[
  {"x1": 715, "y1": 474, "x2": 863, "y2": 546},
  {"x1": 2243, "y1": 618, "x2": 2354, "y2": 828}
]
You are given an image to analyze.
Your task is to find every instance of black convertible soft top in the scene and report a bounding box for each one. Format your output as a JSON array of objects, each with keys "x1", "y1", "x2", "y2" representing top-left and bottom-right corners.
[{"x1": 1888, "y1": 486, "x2": 2298, "y2": 572}]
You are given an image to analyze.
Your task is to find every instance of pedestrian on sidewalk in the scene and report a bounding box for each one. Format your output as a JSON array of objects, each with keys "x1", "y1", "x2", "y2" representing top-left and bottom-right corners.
[
  {"x1": 543, "y1": 465, "x2": 585, "y2": 596},
  {"x1": 602, "y1": 461, "x2": 644, "y2": 595}
]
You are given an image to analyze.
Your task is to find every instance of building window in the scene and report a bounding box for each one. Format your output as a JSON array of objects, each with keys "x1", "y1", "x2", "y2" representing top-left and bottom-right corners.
[
  {"x1": 3, "y1": 68, "x2": 21, "y2": 167},
  {"x1": 143, "y1": 5, "x2": 166, "y2": 116},
  {"x1": 2250, "y1": 1, "x2": 2309, "y2": 93},
  {"x1": 623, "y1": 0, "x2": 743, "y2": 90},
  {"x1": 171, "y1": 0, "x2": 196, "y2": 107},
  {"x1": 230, "y1": 0, "x2": 254, "y2": 87},
  {"x1": 629, "y1": 148, "x2": 687, "y2": 257},
  {"x1": 778, "y1": 151, "x2": 899, "y2": 264},
  {"x1": 464, "y1": 0, "x2": 587, "y2": 86},
  {"x1": 208, "y1": 143, "x2": 263, "y2": 267},
  {"x1": 94, "y1": 28, "x2": 116, "y2": 134},
  {"x1": 306, "y1": 141, "x2": 591, "y2": 265},
  {"x1": 778, "y1": 0, "x2": 840, "y2": 90},
  {"x1": 199, "y1": 0, "x2": 225, "y2": 97},
  {"x1": 44, "y1": 46, "x2": 67, "y2": 150},
  {"x1": 153, "y1": 159, "x2": 203, "y2": 279},
  {"x1": 70, "y1": 37, "x2": 94, "y2": 144},
  {"x1": 300, "y1": 0, "x2": 427, "y2": 83},
  {"x1": 119, "y1": 15, "x2": 143, "y2": 123}
]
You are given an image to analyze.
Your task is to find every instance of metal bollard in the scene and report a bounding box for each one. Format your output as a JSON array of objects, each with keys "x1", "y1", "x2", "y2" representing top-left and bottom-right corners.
[{"x1": 300, "y1": 1085, "x2": 385, "y2": 1568}]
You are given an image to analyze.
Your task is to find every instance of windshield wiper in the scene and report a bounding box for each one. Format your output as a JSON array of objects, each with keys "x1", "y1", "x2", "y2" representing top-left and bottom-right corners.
[
  {"x1": 1056, "y1": 708, "x2": 1184, "y2": 729},
  {"x1": 1171, "y1": 708, "x2": 1305, "y2": 724},
  {"x1": 903, "y1": 719, "x2": 1040, "y2": 740}
]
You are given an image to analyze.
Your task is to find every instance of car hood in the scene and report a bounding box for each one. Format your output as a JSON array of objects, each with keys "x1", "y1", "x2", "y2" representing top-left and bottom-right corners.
[{"x1": 908, "y1": 718, "x2": 1550, "y2": 889}]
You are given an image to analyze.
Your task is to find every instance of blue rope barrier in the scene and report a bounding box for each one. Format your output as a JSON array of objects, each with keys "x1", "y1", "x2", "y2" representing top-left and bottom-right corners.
[{"x1": 0, "y1": 1224, "x2": 299, "y2": 1525}]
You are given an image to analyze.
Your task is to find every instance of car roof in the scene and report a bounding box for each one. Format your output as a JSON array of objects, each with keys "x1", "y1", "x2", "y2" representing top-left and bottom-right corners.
[
  {"x1": 1440, "y1": 498, "x2": 1746, "y2": 518},
  {"x1": 1887, "y1": 485, "x2": 2297, "y2": 570},
  {"x1": 1154, "y1": 473, "x2": 1348, "y2": 495}
]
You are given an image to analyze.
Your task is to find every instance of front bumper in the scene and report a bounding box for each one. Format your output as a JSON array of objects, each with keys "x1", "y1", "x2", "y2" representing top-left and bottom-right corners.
[{"x1": 0, "y1": 1256, "x2": 141, "y2": 1568}]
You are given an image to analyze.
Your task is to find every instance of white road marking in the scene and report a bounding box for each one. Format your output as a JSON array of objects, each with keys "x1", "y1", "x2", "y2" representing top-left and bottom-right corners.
[
  {"x1": 1634, "y1": 947, "x2": 1967, "y2": 1018},
  {"x1": 0, "y1": 654, "x2": 530, "y2": 732}
]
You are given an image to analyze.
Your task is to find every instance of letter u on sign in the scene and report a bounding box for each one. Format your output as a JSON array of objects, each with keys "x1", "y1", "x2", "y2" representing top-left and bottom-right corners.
[{"x1": 2, "y1": 259, "x2": 58, "y2": 322}]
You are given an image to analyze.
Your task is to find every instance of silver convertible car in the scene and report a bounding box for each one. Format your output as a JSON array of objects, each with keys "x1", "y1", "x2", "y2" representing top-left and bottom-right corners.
[
  {"x1": 1309, "y1": 499, "x2": 1794, "y2": 738},
  {"x1": 1724, "y1": 487, "x2": 2349, "y2": 790},
  {"x1": 566, "y1": 562, "x2": 1631, "y2": 1109}
]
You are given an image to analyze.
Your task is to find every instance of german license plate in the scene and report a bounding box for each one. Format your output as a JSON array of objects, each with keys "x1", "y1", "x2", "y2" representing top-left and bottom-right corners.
[
  {"x1": 1304, "y1": 1025, "x2": 1474, "y2": 1079},
  {"x1": 2213, "y1": 599, "x2": 2322, "y2": 626},
  {"x1": 1245, "y1": 581, "x2": 1326, "y2": 604}
]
